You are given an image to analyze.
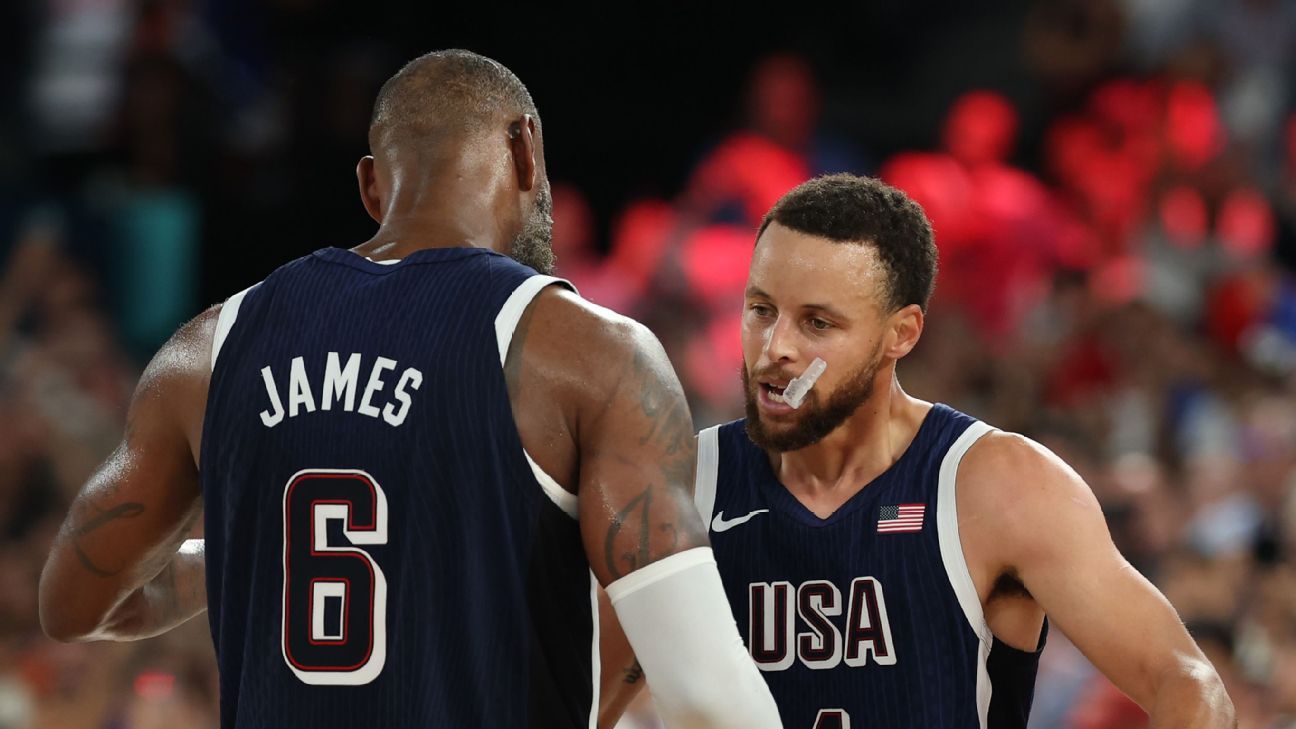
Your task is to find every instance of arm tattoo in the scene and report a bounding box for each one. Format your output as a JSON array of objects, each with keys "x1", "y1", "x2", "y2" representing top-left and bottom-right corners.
[
  {"x1": 73, "y1": 543, "x2": 122, "y2": 578},
  {"x1": 603, "y1": 485, "x2": 683, "y2": 580},
  {"x1": 69, "y1": 502, "x2": 146, "y2": 577},
  {"x1": 605, "y1": 488, "x2": 652, "y2": 580},
  {"x1": 622, "y1": 660, "x2": 644, "y2": 685},
  {"x1": 630, "y1": 351, "x2": 696, "y2": 497},
  {"x1": 72, "y1": 502, "x2": 145, "y2": 537},
  {"x1": 599, "y1": 345, "x2": 695, "y2": 580},
  {"x1": 632, "y1": 351, "x2": 693, "y2": 457}
]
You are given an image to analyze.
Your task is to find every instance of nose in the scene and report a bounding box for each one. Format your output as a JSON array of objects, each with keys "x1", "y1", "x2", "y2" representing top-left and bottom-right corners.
[{"x1": 762, "y1": 313, "x2": 800, "y2": 365}]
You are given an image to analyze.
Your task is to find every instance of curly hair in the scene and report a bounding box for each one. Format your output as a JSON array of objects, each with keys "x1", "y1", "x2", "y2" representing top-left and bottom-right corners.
[{"x1": 758, "y1": 174, "x2": 938, "y2": 312}]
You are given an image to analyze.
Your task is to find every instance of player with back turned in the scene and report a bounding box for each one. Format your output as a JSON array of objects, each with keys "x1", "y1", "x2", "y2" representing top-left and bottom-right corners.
[
  {"x1": 38, "y1": 50, "x2": 780, "y2": 729},
  {"x1": 600, "y1": 174, "x2": 1235, "y2": 729}
]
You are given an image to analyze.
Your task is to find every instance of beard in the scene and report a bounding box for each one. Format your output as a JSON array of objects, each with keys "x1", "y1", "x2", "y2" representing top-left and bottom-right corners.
[
  {"x1": 509, "y1": 182, "x2": 556, "y2": 275},
  {"x1": 742, "y1": 347, "x2": 884, "y2": 453}
]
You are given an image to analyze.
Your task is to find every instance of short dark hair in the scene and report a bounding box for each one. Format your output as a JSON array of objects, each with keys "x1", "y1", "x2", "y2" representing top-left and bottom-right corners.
[
  {"x1": 369, "y1": 49, "x2": 538, "y2": 151},
  {"x1": 758, "y1": 174, "x2": 937, "y2": 312}
]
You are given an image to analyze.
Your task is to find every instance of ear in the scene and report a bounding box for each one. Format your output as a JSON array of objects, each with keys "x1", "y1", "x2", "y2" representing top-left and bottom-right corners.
[
  {"x1": 356, "y1": 156, "x2": 383, "y2": 224},
  {"x1": 507, "y1": 114, "x2": 538, "y2": 193},
  {"x1": 884, "y1": 304, "x2": 924, "y2": 359}
]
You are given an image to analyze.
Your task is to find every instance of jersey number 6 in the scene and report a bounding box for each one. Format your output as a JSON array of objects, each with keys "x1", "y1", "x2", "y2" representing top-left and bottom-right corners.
[
  {"x1": 281, "y1": 469, "x2": 389, "y2": 685},
  {"x1": 814, "y1": 709, "x2": 851, "y2": 728}
]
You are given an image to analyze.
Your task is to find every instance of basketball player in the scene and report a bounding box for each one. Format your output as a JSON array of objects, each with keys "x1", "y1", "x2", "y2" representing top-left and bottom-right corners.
[
  {"x1": 38, "y1": 50, "x2": 780, "y2": 729},
  {"x1": 599, "y1": 175, "x2": 1234, "y2": 728}
]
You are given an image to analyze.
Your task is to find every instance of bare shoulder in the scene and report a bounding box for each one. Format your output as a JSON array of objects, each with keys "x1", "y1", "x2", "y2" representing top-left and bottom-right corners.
[
  {"x1": 509, "y1": 286, "x2": 676, "y2": 401},
  {"x1": 130, "y1": 304, "x2": 223, "y2": 460},
  {"x1": 957, "y1": 430, "x2": 1101, "y2": 529},
  {"x1": 140, "y1": 304, "x2": 221, "y2": 392},
  {"x1": 527, "y1": 286, "x2": 661, "y2": 357},
  {"x1": 961, "y1": 430, "x2": 1091, "y2": 494}
]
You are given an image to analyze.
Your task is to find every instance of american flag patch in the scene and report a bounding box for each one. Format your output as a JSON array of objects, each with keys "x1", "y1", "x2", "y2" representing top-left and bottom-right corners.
[{"x1": 877, "y1": 504, "x2": 925, "y2": 533}]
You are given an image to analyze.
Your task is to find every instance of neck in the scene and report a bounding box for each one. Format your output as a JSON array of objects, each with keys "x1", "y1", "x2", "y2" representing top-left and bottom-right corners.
[
  {"x1": 355, "y1": 155, "x2": 515, "y2": 260},
  {"x1": 770, "y1": 372, "x2": 931, "y2": 497}
]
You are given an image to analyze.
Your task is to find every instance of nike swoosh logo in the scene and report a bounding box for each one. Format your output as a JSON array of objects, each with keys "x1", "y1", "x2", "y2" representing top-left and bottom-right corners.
[{"x1": 711, "y1": 509, "x2": 770, "y2": 532}]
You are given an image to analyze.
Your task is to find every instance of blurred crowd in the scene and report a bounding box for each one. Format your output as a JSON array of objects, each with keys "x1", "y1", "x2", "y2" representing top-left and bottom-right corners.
[{"x1": 2, "y1": 0, "x2": 1296, "y2": 728}]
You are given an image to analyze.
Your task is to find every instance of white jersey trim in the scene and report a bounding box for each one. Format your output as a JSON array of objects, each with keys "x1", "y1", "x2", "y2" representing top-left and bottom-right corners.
[
  {"x1": 525, "y1": 449, "x2": 578, "y2": 519},
  {"x1": 494, "y1": 274, "x2": 570, "y2": 366},
  {"x1": 694, "y1": 425, "x2": 721, "y2": 525},
  {"x1": 975, "y1": 633, "x2": 993, "y2": 729},
  {"x1": 587, "y1": 569, "x2": 600, "y2": 729},
  {"x1": 493, "y1": 274, "x2": 579, "y2": 519},
  {"x1": 210, "y1": 285, "x2": 257, "y2": 372},
  {"x1": 936, "y1": 419, "x2": 996, "y2": 729}
]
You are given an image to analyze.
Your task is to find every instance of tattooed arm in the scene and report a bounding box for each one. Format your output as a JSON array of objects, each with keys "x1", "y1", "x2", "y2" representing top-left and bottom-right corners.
[
  {"x1": 577, "y1": 320, "x2": 707, "y2": 585},
  {"x1": 577, "y1": 314, "x2": 778, "y2": 727},
  {"x1": 503, "y1": 286, "x2": 708, "y2": 582},
  {"x1": 39, "y1": 309, "x2": 215, "y2": 642},
  {"x1": 506, "y1": 287, "x2": 779, "y2": 728},
  {"x1": 500, "y1": 286, "x2": 772, "y2": 721}
]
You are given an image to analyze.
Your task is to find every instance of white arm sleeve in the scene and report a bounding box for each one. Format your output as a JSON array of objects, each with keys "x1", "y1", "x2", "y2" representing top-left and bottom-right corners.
[{"x1": 606, "y1": 547, "x2": 782, "y2": 729}]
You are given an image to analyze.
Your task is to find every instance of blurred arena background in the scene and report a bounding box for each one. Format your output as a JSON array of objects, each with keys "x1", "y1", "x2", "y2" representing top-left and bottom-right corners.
[{"x1": 2, "y1": 0, "x2": 1296, "y2": 727}]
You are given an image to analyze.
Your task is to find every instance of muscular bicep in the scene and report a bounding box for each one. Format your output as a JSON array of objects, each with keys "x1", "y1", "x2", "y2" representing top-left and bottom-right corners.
[
  {"x1": 576, "y1": 322, "x2": 708, "y2": 586},
  {"x1": 544, "y1": 301, "x2": 781, "y2": 728},
  {"x1": 39, "y1": 309, "x2": 213, "y2": 640},
  {"x1": 974, "y1": 436, "x2": 1209, "y2": 710}
]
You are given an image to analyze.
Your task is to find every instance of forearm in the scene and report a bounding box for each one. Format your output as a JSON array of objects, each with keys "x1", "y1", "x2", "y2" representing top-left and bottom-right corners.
[
  {"x1": 597, "y1": 588, "x2": 646, "y2": 729},
  {"x1": 1147, "y1": 657, "x2": 1235, "y2": 729},
  {"x1": 598, "y1": 658, "x2": 645, "y2": 729},
  {"x1": 97, "y1": 539, "x2": 207, "y2": 641},
  {"x1": 48, "y1": 539, "x2": 207, "y2": 642}
]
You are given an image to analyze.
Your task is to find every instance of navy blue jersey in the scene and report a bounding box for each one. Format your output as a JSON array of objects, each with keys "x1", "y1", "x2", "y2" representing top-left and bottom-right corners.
[
  {"x1": 200, "y1": 247, "x2": 597, "y2": 729},
  {"x1": 694, "y1": 405, "x2": 1046, "y2": 729}
]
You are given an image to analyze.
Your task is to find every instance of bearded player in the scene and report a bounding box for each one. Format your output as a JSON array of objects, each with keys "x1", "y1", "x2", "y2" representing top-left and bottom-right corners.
[{"x1": 600, "y1": 174, "x2": 1233, "y2": 728}]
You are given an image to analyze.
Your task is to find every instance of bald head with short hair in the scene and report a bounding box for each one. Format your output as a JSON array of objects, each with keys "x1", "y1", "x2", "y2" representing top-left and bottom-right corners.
[
  {"x1": 368, "y1": 49, "x2": 541, "y2": 154},
  {"x1": 355, "y1": 49, "x2": 555, "y2": 274}
]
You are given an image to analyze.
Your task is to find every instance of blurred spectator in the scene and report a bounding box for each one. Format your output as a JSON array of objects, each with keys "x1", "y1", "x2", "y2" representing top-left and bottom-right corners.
[
  {"x1": 550, "y1": 182, "x2": 639, "y2": 313},
  {"x1": 884, "y1": 90, "x2": 1081, "y2": 344},
  {"x1": 683, "y1": 53, "x2": 865, "y2": 228},
  {"x1": 107, "y1": 50, "x2": 205, "y2": 359},
  {"x1": 1024, "y1": 0, "x2": 1125, "y2": 102},
  {"x1": 26, "y1": 0, "x2": 132, "y2": 173}
]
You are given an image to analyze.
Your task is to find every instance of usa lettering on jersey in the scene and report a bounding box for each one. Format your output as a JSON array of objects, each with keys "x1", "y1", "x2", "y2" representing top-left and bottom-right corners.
[
  {"x1": 258, "y1": 352, "x2": 424, "y2": 428},
  {"x1": 748, "y1": 577, "x2": 896, "y2": 671}
]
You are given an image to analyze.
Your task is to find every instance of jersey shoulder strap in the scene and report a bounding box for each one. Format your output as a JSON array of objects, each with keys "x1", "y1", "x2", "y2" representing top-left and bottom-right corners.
[
  {"x1": 490, "y1": 270, "x2": 578, "y2": 519},
  {"x1": 694, "y1": 424, "x2": 722, "y2": 522}
]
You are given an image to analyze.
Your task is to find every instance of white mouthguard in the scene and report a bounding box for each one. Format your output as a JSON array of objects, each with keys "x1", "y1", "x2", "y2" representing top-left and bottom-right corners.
[{"x1": 782, "y1": 357, "x2": 827, "y2": 409}]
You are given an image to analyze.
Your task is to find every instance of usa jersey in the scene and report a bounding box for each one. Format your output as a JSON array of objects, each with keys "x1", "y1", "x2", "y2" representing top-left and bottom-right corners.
[
  {"x1": 694, "y1": 405, "x2": 1046, "y2": 729},
  {"x1": 200, "y1": 247, "x2": 597, "y2": 729}
]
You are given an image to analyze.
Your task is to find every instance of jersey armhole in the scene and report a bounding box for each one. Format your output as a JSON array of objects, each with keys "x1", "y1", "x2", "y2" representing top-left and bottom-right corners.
[
  {"x1": 493, "y1": 274, "x2": 579, "y2": 519},
  {"x1": 936, "y1": 419, "x2": 996, "y2": 729},
  {"x1": 694, "y1": 425, "x2": 721, "y2": 525},
  {"x1": 493, "y1": 274, "x2": 574, "y2": 366},
  {"x1": 210, "y1": 284, "x2": 258, "y2": 372}
]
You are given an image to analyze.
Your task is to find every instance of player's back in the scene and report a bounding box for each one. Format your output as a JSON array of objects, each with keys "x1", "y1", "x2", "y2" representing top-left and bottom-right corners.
[{"x1": 200, "y1": 246, "x2": 594, "y2": 728}]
